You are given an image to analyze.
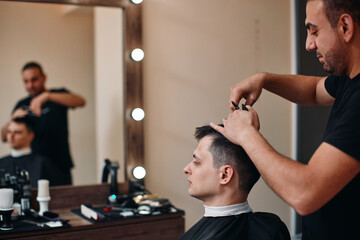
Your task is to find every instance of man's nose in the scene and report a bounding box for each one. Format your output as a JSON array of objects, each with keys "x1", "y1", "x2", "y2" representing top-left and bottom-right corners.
[
  {"x1": 183, "y1": 164, "x2": 191, "y2": 174},
  {"x1": 305, "y1": 35, "x2": 316, "y2": 51},
  {"x1": 8, "y1": 133, "x2": 14, "y2": 141}
]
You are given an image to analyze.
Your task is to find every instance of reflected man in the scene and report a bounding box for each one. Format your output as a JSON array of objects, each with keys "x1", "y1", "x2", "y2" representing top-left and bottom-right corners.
[
  {"x1": 1, "y1": 61, "x2": 86, "y2": 185},
  {"x1": 0, "y1": 117, "x2": 61, "y2": 187}
]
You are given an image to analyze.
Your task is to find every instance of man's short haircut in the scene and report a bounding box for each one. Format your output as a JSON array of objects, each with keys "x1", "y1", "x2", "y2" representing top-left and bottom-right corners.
[
  {"x1": 22, "y1": 61, "x2": 44, "y2": 75},
  {"x1": 195, "y1": 125, "x2": 260, "y2": 194},
  {"x1": 308, "y1": 0, "x2": 360, "y2": 28},
  {"x1": 12, "y1": 116, "x2": 35, "y2": 133}
]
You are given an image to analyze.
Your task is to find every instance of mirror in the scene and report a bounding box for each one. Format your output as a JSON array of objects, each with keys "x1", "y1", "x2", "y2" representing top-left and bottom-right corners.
[{"x1": 0, "y1": 0, "x2": 143, "y2": 186}]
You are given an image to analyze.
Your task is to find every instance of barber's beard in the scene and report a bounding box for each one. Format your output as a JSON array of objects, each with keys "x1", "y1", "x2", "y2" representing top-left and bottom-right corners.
[{"x1": 320, "y1": 46, "x2": 347, "y2": 75}]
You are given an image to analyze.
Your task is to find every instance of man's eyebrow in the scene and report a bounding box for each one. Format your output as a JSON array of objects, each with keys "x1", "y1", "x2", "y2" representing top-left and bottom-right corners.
[
  {"x1": 193, "y1": 153, "x2": 200, "y2": 160},
  {"x1": 306, "y1": 22, "x2": 317, "y2": 30}
]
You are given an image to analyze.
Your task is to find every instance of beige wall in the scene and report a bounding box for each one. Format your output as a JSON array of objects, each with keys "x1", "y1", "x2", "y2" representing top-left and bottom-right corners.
[{"x1": 143, "y1": 0, "x2": 293, "y2": 231}]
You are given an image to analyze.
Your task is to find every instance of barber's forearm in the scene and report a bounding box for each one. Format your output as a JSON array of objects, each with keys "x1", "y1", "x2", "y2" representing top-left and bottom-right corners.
[
  {"x1": 47, "y1": 92, "x2": 86, "y2": 108},
  {"x1": 262, "y1": 73, "x2": 325, "y2": 105},
  {"x1": 241, "y1": 128, "x2": 312, "y2": 212}
]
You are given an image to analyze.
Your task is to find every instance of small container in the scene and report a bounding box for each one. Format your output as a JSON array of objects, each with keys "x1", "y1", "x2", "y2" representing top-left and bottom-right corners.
[{"x1": 21, "y1": 198, "x2": 30, "y2": 215}]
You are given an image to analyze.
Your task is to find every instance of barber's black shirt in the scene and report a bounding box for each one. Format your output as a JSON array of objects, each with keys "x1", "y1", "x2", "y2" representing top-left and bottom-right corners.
[
  {"x1": 302, "y1": 74, "x2": 360, "y2": 240},
  {"x1": 13, "y1": 88, "x2": 73, "y2": 174}
]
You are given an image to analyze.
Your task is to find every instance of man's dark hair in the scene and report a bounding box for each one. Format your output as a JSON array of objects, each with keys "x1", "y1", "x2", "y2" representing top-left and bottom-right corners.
[
  {"x1": 195, "y1": 125, "x2": 260, "y2": 194},
  {"x1": 12, "y1": 116, "x2": 35, "y2": 133},
  {"x1": 22, "y1": 61, "x2": 44, "y2": 75},
  {"x1": 308, "y1": 0, "x2": 360, "y2": 28}
]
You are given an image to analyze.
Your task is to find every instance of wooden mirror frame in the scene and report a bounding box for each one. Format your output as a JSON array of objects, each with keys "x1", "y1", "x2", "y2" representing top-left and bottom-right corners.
[{"x1": 1, "y1": 0, "x2": 144, "y2": 181}]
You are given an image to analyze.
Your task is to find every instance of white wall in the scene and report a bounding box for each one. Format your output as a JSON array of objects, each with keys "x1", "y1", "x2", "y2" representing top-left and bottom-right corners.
[
  {"x1": 143, "y1": 0, "x2": 293, "y2": 231},
  {"x1": 0, "y1": 2, "x2": 96, "y2": 185},
  {"x1": 94, "y1": 7, "x2": 125, "y2": 182}
]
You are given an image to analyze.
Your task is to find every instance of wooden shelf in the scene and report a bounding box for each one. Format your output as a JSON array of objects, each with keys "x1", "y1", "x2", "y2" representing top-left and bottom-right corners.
[{"x1": 2, "y1": 184, "x2": 185, "y2": 239}]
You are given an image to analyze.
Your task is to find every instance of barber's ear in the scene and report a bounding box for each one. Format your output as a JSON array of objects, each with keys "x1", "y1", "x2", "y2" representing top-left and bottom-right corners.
[
  {"x1": 338, "y1": 13, "x2": 354, "y2": 43},
  {"x1": 219, "y1": 165, "x2": 234, "y2": 185}
]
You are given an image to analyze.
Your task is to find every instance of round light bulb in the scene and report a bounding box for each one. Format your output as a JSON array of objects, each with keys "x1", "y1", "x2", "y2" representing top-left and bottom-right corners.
[
  {"x1": 133, "y1": 166, "x2": 146, "y2": 180},
  {"x1": 130, "y1": 48, "x2": 144, "y2": 61},
  {"x1": 131, "y1": 108, "x2": 145, "y2": 121},
  {"x1": 131, "y1": 0, "x2": 143, "y2": 4}
]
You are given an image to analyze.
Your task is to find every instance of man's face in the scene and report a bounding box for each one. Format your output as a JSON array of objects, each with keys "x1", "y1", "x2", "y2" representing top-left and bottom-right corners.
[
  {"x1": 22, "y1": 67, "x2": 46, "y2": 97},
  {"x1": 6, "y1": 121, "x2": 33, "y2": 150},
  {"x1": 184, "y1": 136, "x2": 221, "y2": 203},
  {"x1": 305, "y1": 0, "x2": 347, "y2": 75}
]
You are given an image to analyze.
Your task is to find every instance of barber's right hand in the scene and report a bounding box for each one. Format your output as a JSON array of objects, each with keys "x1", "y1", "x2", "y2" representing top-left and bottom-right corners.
[
  {"x1": 29, "y1": 91, "x2": 50, "y2": 116},
  {"x1": 229, "y1": 72, "x2": 265, "y2": 111},
  {"x1": 12, "y1": 108, "x2": 29, "y2": 119},
  {"x1": 211, "y1": 105, "x2": 260, "y2": 146}
]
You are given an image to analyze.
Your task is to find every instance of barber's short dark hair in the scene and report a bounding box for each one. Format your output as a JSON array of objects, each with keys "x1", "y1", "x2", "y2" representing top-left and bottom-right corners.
[
  {"x1": 308, "y1": 0, "x2": 360, "y2": 27},
  {"x1": 195, "y1": 125, "x2": 260, "y2": 194},
  {"x1": 22, "y1": 61, "x2": 44, "y2": 75},
  {"x1": 12, "y1": 116, "x2": 35, "y2": 133}
]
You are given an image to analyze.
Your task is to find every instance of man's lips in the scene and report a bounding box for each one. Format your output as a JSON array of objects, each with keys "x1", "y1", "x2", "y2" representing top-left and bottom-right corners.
[
  {"x1": 187, "y1": 179, "x2": 192, "y2": 185},
  {"x1": 316, "y1": 52, "x2": 323, "y2": 61}
]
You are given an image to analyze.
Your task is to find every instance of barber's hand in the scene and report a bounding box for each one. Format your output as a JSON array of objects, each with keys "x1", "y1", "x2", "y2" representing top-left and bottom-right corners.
[
  {"x1": 12, "y1": 108, "x2": 29, "y2": 119},
  {"x1": 30, "y1": 91, "x2": 50, "y2": 116},
  {"x1": 230, "y1": 72, "x2": 265, "y2": 111},
  {"x1": 211, "y1": 106, "x2": 260, "y2": 146}
]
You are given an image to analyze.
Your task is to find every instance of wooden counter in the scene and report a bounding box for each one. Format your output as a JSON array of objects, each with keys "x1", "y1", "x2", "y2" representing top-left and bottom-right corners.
[{"x1": 1, "y1": 184, "x2": 185, "y2": 239}]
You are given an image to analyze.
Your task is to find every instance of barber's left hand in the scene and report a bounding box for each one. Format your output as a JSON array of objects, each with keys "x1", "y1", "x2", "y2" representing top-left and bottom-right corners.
[
  {"x1": 211, "y1": 105, "x2": 260, "y2": 146},
  {"x1": 30, "y1": 92, "x2": 50, "y2": 116}
]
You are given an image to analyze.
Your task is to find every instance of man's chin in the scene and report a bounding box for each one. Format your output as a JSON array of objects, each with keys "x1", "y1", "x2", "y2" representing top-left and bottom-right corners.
[
  {"x1": 322, "y1": 65, "x2": 332, "y2": 73},
  {"x1": 188, "y1": 190, "x2": 196, "y2": 198},
  {"x1": 188, "y1": 191, "x2": 202, "y2": 201},
  {"x1": 28, "y1": 90, "x2": 40, "y2": 97}
]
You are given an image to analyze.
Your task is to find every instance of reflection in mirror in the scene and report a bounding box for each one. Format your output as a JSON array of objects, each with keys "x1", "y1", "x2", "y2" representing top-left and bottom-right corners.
[{"x1": 0, "y1": 1, "x2": 125, "y2": 186}]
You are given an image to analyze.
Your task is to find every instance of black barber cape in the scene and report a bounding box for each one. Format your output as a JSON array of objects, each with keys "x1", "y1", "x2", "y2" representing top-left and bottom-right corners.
[
  {"x1": 0, "y1": 153, "x2": 59, "y2": 188},
  {"x1": 178, "y1": 212, "x2": 290, "y2": 240}
]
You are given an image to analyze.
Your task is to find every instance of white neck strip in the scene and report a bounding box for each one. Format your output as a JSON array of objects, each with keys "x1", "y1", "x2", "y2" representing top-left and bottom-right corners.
[
  {"x1": 204, "y1": 201, "x2": 252, "y2": 217},
  {"x1": 11, "y1": 148, "x2": 32, "y2": 158}
]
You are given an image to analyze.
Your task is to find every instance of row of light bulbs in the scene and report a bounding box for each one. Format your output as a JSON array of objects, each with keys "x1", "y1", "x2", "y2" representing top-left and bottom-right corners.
[
  {"x1": 130, "y1": 48, "x2": 144, "y2": 120},
  {"x1": 130, "y1": 0, "x2": 146, "y2": 182},
  {"x1": 129, "y1": 0, "x2": 145, "y2": 121}
]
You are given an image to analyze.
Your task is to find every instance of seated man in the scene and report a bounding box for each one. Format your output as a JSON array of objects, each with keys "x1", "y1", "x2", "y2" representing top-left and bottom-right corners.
[
  {"x1": 180, "y1": 125, "x2": 290, "y2": 240},
  {"x1": 0, "y1": 116, "x2": 59, "y2": 187}
]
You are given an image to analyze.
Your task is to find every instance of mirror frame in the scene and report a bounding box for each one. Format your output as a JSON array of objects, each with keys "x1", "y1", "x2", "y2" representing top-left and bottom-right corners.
[{"x1": 1, "y1": 0, "x2": 144, "y2": 181}]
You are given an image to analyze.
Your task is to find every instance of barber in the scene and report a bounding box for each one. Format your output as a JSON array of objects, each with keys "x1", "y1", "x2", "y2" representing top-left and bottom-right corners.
[
  {"x1": 212, "y1": 0, "x2": 360, "y2": 239},
  {"x1": 1, "y1": 61, "x2": 86, "y2": 185}
]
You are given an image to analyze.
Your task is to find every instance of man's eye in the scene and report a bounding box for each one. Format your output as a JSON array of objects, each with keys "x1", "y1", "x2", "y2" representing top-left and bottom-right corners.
[
  {"x1": 311, "y1": 30, "x2": 318, "y2": 35},
  {"x1": 193, "y1": 161, "x2": 199, "y2": 166}
]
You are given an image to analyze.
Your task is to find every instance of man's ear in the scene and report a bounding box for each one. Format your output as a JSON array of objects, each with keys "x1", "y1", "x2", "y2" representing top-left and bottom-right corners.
[
  {"x1": 219, "y1": 165, "x2": 234, "y2": 185},
  {"x1": 28, "y1": 132, "x2": 34, "y2": 143},
  {"x1": 338, "y1": 13, "x2": 354, "y2": 43}
]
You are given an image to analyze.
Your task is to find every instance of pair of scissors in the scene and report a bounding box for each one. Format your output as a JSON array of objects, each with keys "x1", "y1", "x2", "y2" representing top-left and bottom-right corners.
[
  {"x1": 21, "y1": 105, "x2": 50, "y2": 117},
  {"x1": 231, "y1": 101, "x2": 248, "y2": 111}
]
